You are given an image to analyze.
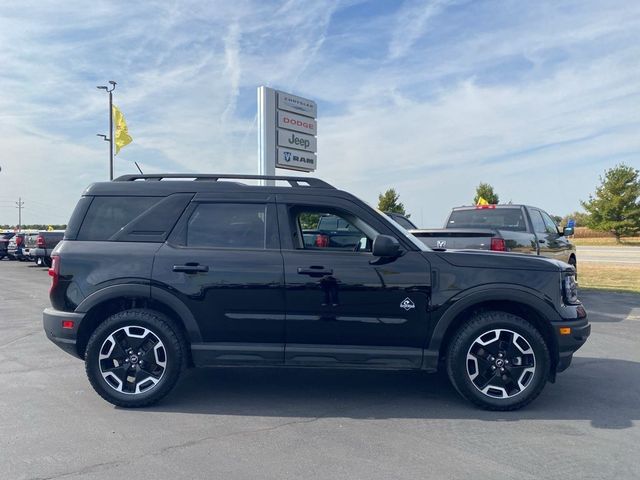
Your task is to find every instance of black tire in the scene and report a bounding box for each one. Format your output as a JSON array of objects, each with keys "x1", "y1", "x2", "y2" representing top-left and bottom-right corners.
[
  {"x1": 446, "y1": 311, "x2": 550, "y2": 411},
  {"x1": 85, "y1": 309, "x2": 185, "y2": 408},
  {"x1": 43, "y1": 257, "x2": 52, "y2": 268}
]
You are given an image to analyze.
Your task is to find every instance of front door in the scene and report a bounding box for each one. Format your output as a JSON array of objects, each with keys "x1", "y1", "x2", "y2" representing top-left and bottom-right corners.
[
  {"x1": 277, "y1": 195, "x2": 431, "y2": 369},
  {"x1": 152, "y1": 194, "x2": 286, "y2": 365}
]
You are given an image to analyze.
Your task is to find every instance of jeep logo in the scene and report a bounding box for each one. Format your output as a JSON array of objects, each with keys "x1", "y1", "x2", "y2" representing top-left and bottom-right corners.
[{"x1": 287, "y1": 133, "x2": 310, "y2": 150}]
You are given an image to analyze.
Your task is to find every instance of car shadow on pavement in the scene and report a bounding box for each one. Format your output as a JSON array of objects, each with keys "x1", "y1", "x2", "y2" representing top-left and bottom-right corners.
[
  {"x1": 580, "y1": 290, "x2": 639, "y2": 323},
  {"x1": 144, "y1": 356, "x2": 638, "y2": 430}
]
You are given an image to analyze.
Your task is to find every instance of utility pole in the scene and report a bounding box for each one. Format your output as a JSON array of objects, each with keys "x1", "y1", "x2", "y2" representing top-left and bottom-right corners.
[
  {"x1": 97, "y1": 80, "x2": 117, "y2": 180},
  {"x1": 16, "y1": 197, "x2": 24, "y2": 232}
]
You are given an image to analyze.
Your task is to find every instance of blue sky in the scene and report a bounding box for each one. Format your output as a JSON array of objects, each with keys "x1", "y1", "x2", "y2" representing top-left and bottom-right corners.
[{"x1": 0, "y1": 0, "x2": 638, "y2": 225}]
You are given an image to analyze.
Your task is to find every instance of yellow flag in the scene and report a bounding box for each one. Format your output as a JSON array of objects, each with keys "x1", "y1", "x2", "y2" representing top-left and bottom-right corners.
[
  {"x1": 47, "y1": 225, "x2": 53, "y2": 231},
  {"x1": 112, "y1": 105, "x2": 133, "y2": 155},
  {"x1": 476, "y1": 196, "x2": 489, "y2": 206}
]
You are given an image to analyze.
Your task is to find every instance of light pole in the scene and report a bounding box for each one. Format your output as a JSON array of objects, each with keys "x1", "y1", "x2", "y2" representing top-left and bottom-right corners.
[{"x1": 97, "y1": 80, "x2": 117, "y2": 180}]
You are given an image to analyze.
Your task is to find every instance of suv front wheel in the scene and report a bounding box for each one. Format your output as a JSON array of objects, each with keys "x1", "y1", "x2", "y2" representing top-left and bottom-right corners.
[
  {"x1": 446, "y1": 311, "x2": 550, "y2": 411},
  {"x1": 85, "y1": 309, "x2": 185, "y2": 408}
]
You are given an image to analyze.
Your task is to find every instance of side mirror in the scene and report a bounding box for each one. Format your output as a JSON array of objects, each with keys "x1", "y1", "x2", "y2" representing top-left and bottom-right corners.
[
  {"x1": 563, "y1": 226, "x2": 574, "y2": 237},
  {"x1": 372, "y1": 234, "x2": 401, "y2": 257}
]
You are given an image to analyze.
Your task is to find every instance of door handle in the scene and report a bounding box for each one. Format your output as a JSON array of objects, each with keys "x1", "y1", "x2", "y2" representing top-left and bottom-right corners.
[
  {"x1": 173, "y1": 264, "x2": 209, "y2": 273},
  {"x1": 297, "y1": 266, "x2": 333, "y2": 276},
  {"x1": 538, "y1": 239, "x2": 546, "y2": 244}
]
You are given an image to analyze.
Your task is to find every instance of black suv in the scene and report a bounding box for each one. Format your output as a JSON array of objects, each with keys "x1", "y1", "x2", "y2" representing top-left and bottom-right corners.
[{"x1": 43, "y1": 174, "x2": 590, "y2": 410}]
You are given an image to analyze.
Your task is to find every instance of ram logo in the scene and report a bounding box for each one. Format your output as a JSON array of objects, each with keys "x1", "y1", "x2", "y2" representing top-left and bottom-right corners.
[{"x1": 436, "y1": 240, "x2": 447, "y2": 248}]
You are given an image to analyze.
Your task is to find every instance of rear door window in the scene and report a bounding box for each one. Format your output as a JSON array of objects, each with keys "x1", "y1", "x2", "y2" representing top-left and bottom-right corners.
[
  {"x1": 186, "y1": 203, "x2": 267, "y2": 249},
  {"x1": 530, "y1": 210, "x2": 547, "y2": 234},
  {"x1": 77, "y1": 196, "x2": 159, "y2": 241}
]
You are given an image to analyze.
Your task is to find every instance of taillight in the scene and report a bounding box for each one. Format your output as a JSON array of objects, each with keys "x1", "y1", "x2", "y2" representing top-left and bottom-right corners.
[
  {"x1": 37, "y1": 235, "x2": 46, "y2": 247},
  {"x1": 16, "y1": 236, "x2": 23, "y2": 246},
  {"x1": 490, "y1": 237, "x2": 506, "y2": 251},
  {"x1": 48, "y1": 255, "x2": 60, "y2": 293}
]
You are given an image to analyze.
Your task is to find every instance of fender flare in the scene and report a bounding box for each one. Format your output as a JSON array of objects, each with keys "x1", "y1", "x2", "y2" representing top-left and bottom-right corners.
[
  {"x1": 75, "y1": 283, "x2": 202, "y2": 343},
  {"x1": 429, "y1": 284, "x2": 559, "y2": 353}
]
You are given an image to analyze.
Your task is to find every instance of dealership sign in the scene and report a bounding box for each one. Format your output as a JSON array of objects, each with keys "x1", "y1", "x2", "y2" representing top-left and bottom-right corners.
[{"x1": 258, "y1": 86, "x2": 317, "y2": 176}]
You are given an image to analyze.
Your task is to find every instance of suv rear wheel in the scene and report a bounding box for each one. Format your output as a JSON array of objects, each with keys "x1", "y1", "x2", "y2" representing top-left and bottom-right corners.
[
  {"x1": 446, "y1": 311, "x2": 550, "y2": 411},
  {"x1": 85, "y1": 309, "x2": 185, "y2": 408}
]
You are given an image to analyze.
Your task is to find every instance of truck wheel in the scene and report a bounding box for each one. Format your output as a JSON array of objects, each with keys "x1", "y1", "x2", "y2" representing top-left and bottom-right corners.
[
  {"x1": 85, "y1": 309, "x2": 185, "y2": 408},
  {"x1": 446, "y1": 311, "x2": 550, "y2": 411}
]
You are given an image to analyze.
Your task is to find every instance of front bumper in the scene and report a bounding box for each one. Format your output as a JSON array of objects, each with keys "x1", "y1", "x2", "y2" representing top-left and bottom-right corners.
[
  {"x1": 43, "y1": 308, "x2": 86, "y2": 359},
  {"x1": 552, "y1": 316, "x2": 591, "y2": 373}
]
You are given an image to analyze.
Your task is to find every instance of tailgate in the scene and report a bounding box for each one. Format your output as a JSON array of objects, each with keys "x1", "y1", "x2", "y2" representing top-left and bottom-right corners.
[{"x1": 409, "y1": 229, "x2": 495, "y2": 250}]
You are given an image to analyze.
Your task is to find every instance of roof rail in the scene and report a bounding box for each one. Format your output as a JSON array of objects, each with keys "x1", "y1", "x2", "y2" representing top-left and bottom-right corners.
[{"x1": 113, "y1": 173, "x2": 334, "y2": 189}]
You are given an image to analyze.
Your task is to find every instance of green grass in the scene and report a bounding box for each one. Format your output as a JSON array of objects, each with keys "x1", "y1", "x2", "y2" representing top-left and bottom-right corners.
[
  {"x1": 578, "y1": 263, "x2": 640, "y2": 294},
  {"x1": 571, "y1": 237, "x2": 640, "y2": 247}
]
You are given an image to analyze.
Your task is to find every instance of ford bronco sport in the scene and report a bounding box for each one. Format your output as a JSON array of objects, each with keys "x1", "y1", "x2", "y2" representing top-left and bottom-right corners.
[{"x1": 43, "y1": 174, "x2": 590, "y2": 410}]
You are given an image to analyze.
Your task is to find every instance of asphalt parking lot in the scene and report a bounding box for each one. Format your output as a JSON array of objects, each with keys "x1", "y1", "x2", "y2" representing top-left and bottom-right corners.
[{"x1": 1, "y1": 260, "x2": 639, "y2": 480}]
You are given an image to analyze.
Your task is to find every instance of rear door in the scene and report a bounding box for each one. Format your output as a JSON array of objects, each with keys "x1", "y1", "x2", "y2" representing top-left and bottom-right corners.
[{"x1": 152, "y1": 193, "x2": 286, "y2": 365}]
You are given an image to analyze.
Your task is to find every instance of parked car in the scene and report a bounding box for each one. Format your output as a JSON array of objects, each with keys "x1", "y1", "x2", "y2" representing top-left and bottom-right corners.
[
  {"x1": 44, "y1": 174, "x2": 589, "y2": 411},
  {"x1": 410, "y1": 205, "x2": 576, "y2": 270},
  {"x1": 0, "y1": 232, "x2": 15, "y2": 260},
  {"x1": 32, "y1": 231, "x2": 64, "y2": 267}
]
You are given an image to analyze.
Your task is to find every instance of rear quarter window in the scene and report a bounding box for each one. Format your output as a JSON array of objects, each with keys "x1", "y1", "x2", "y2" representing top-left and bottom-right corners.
[{"x1": 76, "y1": 196, "x2": 159, "y2": 241}]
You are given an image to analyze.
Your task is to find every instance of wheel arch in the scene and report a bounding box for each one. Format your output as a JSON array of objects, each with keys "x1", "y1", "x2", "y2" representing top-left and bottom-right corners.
[
  {"x1": 74, "y1": 284, "x2": 201, "y2": 360},
  {"x1": 430, "y1": 286, "x2": 559, "y2": 372}
]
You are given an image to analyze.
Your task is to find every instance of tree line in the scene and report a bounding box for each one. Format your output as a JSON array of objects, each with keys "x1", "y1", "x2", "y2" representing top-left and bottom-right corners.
[{"x1": 1, "y1": 224, "x2": 67, "y2": 231}]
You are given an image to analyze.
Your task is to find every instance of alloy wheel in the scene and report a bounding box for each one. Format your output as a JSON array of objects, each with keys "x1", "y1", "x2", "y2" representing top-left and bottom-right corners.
[
  {"x1": 98, "y1": 325, "x2": 167, "y2": 395},
  {"x1": 466, "y1": 328, "x2": 536, "y2": 399}
]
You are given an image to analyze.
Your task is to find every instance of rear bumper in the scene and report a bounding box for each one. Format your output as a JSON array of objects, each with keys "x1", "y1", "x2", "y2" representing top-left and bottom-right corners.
[
  {"x1": 43, "y1": 308, "x2": 85, "y2": 359},
  {"x1": 552, "y1": 317, "x2": 591, "y2": 373}
]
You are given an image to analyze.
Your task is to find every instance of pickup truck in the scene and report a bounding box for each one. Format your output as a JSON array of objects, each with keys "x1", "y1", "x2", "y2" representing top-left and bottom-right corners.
[
  {"x1": 410, "y1": 205, "x2": 577, "y2": 270},
  {"x1": 32, "y1": 230, "x2": 64, "y2": 267}
]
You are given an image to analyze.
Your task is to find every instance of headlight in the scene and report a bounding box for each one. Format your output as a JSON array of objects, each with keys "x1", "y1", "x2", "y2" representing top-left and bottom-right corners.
[{"x1": 563, "y1": 275, "x2": 579, "y2": 304}]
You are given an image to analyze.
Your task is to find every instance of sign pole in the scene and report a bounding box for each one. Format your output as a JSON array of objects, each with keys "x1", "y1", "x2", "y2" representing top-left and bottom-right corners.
[
  {"x1": 257, "y1": 86, "x2": 276, "y2": 186},
  {"x1": 109, "y1": 88, "x2": 114, "y2": 181}
]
